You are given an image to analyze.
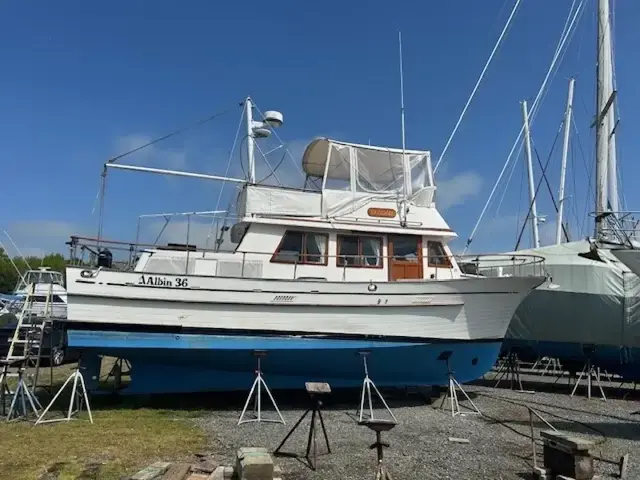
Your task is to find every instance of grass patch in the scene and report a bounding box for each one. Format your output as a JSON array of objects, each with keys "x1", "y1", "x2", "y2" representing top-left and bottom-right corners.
[{"x1": 0, "y1": 359, "x2": 209, "y2": 479}]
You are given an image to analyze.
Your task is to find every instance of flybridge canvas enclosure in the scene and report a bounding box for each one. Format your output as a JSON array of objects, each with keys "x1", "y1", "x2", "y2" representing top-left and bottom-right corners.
[
  {"x1": 238, "y1": 138, "x2": 440, "y2": 219},
  {"x1": 302, "y1": 138, "x2": 434, "y2": 197}
]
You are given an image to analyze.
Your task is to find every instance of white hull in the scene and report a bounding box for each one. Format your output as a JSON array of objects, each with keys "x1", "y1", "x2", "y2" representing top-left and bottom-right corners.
[{"x1": 66, "y1": 266, "x2": 544, "y2": 341}]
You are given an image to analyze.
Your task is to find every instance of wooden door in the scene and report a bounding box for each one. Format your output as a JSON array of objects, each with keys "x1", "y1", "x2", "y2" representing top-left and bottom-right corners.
[{"x1": 388, "y1": 235, "x2": 423, "y2": 281}]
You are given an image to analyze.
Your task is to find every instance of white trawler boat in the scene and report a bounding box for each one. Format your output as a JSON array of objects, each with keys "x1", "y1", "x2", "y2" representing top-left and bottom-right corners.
[{"x1": 62, "y1": 99, "x2": 546, "y2": 394}]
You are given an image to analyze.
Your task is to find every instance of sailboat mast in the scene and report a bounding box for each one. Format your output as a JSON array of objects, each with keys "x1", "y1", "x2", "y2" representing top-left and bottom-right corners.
[
  {"x1": 521, "y1": 100, "x2": 540, "y2": 248},
  {"x1": 556, "y1": 77, "x2": 575, "y2": 244},
  {"x1": 595, "y1": 0, "x2": 613, "y2": 237}
]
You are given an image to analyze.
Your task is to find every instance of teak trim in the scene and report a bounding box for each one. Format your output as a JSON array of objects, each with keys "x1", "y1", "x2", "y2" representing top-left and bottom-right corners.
[{"x1": 387, "y1": 235, "x2": 424, "y2": 281}]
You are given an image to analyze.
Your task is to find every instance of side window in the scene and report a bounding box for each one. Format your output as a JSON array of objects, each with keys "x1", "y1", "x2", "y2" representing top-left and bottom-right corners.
[
  {"x1": 427, "y1": 241, "x2": 452, "y2": 268},
  {"x1": 337, "y1": 235, "x2": 383, "y2": 268},
  {"x1": 337, "y1": 235, "x2": 359, "y2": 266},
  {"x1": 271, "y1": 231, "x2": 328, "y2": 265}
]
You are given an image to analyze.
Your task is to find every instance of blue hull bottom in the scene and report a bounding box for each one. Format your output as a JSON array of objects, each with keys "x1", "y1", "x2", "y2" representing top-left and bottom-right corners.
[
  {"x1": 68, "y1": 330, "x2": 502, "y2": 395},
  {"x1": 502, "y1": 339, "x2": 640, "y2": 381}
]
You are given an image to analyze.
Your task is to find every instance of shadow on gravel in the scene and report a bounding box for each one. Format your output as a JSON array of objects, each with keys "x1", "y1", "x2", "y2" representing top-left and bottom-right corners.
[
  {"x1": 506, "y1": 418, "x2": 640, "y2": 442},
  {"x1": 81, "y1": 385, "x2": 452, "y2": 414},
  {"x1": 472, "y1": 376, "x2": 640, "y2": 401}
]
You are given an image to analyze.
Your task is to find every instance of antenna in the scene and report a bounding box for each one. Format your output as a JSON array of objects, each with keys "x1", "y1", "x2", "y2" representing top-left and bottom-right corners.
[{"x1": 398, "y1": 31, "x2": 410, "y2": 198}]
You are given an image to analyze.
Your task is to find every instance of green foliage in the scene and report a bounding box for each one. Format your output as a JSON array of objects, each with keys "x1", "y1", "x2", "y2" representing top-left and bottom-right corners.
[{"x1": 0, "y1": 248, "x2": 68, "y2": 294}]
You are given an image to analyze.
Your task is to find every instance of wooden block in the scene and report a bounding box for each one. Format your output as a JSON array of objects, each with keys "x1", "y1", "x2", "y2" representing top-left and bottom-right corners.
[
  {"x1": 162, "y1": 463, "x2": 191, "y2": 480},
  {"x1": 131, "y1": 462, "x2": 172, "y2": 480},
  {"x1": 533, "y1": 466, "x2": 550, "y2": 480},
  {"x1": 448, "y1": 437, "x2": 470, "y2": 444},
  {"x1": 541, "y1": 430, "x2": 594, "y2": 453},
  {"x1": 192, "y1": 460, "x2": 219, "y2": 474},
  {"x1": 305, "y1": 382, "x2": 331, "y2": 394},
  {"x1": 543, "y1": 444, "x2": 593, "y2": 480},
  {"x1": 620, "y1": 454, "x2": 629, "y2": 479},
  {"x1": 185, "y1": 475, "x2": 209, "y2": 480}
]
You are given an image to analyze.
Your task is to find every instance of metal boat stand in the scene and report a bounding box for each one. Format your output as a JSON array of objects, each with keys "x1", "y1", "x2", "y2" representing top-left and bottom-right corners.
[
  {"x1": 570, "y1": 345, "x2": 606, "y2": 401},
  {"x1": 273, "y1": 382, "x2": 331, "y2": 471},
  {"x1": 437, "y1": 351, "x2": 481, "y2": 417},
  {"x1": 570, "y1": 359, "x2": 606, "y2": 401},
  {"x1": 359, "y1": 419, "x2": 396, "y2": 480},
  {"x1": 2, "y1": 359, "x2": 42, "y2": 422},
  {"x1": 238, "y1": 350, "x2": 285, "y2": 425},
  {"x1": 493, "y1": 350, "x2": 531, "y2": 392},
  {"x1": 357, "y1": 350, "x2": 396, "y2": 423},
  {"x1": 36, "y1": 361, "x2": 93, "y2": 425}
]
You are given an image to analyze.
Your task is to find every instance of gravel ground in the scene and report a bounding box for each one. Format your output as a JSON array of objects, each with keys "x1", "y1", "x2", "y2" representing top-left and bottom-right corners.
[{"x1": 193, "y1": 374, "x2": 640, "y2": 480}]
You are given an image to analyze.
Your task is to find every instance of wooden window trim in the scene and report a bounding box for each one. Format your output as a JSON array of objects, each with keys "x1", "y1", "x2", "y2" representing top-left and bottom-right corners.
[
  {"x1": 270, "y1": 230, "x2": 329, "y2": 266},
  {"x1": 427, "y1": 241, "x2": 453, "y2": 268},
  {"x1": 336, "y1": 235, "x2": 384, "y2": 269}
]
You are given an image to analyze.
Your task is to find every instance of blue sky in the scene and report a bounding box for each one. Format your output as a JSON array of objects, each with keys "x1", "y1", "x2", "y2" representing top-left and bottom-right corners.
[{"x1": 1, "y1": 0, "x2": 639, "y2": 257}]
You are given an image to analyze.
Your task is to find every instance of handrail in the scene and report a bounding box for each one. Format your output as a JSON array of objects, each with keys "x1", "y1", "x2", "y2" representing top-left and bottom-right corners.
[
  {"x1": 528, "y1": 406, "x2": 557, "y2": 469},
  {"x1": 67, "y1": 235, "x2": 547, "y2": 281}
]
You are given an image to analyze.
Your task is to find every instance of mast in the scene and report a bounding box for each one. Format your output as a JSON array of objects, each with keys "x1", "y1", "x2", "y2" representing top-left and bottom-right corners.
[
  {"x1": 595, "y1": 0, "x2": 614, "y2": 237},
  {"x1": 245, "y1": 97, "x2": 256, "y2": 184},
  {"x1": 399, "y1": 31, "x2": 411, "y2": 199},
  {"x1": 604, "y1": 0, "x2": 618, "y2": 215},
  {"x1": 521, "y1": 100, "x2": 540, "y2": 248},
  {"x1": 556, "y1": 77, "x2": 575, "y2": 244}
]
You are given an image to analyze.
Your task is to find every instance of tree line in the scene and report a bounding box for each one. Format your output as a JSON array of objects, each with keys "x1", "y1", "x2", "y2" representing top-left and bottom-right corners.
[{"x1": 0, "y1": 249, "x2": 67, "y2": 294}]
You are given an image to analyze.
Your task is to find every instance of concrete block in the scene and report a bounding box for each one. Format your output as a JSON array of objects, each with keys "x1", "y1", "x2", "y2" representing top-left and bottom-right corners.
[
  {"x1": 208, "y1": 467, "x2": 225, "y2": 480},
  {"x1": 236, "y1": 447, "x2": 274, "y2": 480},
  {"x1": 163, "y1": 463, "x2": 191, "y2": 480},
  {"x1": 131, "y1": 461, "x2": 172, "y2": 480},
  {"x1": 207, "y1": 467, "x2": 235, "y2": 480}
]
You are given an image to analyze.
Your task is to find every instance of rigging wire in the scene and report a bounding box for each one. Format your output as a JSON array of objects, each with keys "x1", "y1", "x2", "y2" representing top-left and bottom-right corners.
[
  {"x1": 434, "y1": 0, "x2": 523, "y2": 173},
  {"x1": 463, "y1": 0, "x2": 585, "y2": 254},
  {"x1": 106, "y1": 106, "x2": 235, "y2": 164},
  {"x1": 494, "y1": 0, "x2": 585, "y2": 219},
  {"x1": 514, "y1": 126, "x2": 563, "y2": 250},
  {"x1": 573, "y1": 100, "x2": 595, "y2": 237},
  {"x1": 251, "y1": 102, "x2": 306, "y2": 183},
  {"x1": 569, "y1": 125, "x2": 581, "y2": 237},
  {"x1": 492, "y1": 0, "x2": 583, "y2": 220},
  {"x1": 533, "y1": 142, "x2": 571, "y2": 243},
  {"x1": 205, "y1": 105, "x2": 247, "y2": 248}
]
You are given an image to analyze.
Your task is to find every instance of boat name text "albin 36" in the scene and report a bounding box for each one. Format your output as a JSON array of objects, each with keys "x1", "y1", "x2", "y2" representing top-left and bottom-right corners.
[{"x1": 138, "y1": 275, "x2": 189, "y2": 287}]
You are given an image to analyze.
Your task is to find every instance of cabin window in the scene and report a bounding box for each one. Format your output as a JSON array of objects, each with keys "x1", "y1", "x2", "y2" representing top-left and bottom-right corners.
[
  {"x1": 391, "y1": 236, "x2": 420, "y2": 261},
  {"x1": 427, "y1": 241, "x2": 452, "y2": 268},
  {"x1": 337, "y1": 235, "x2": 383, "y2": 268},
  {"x1": 271, "y1": 231, "x2": 328, "y2": 265}
]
